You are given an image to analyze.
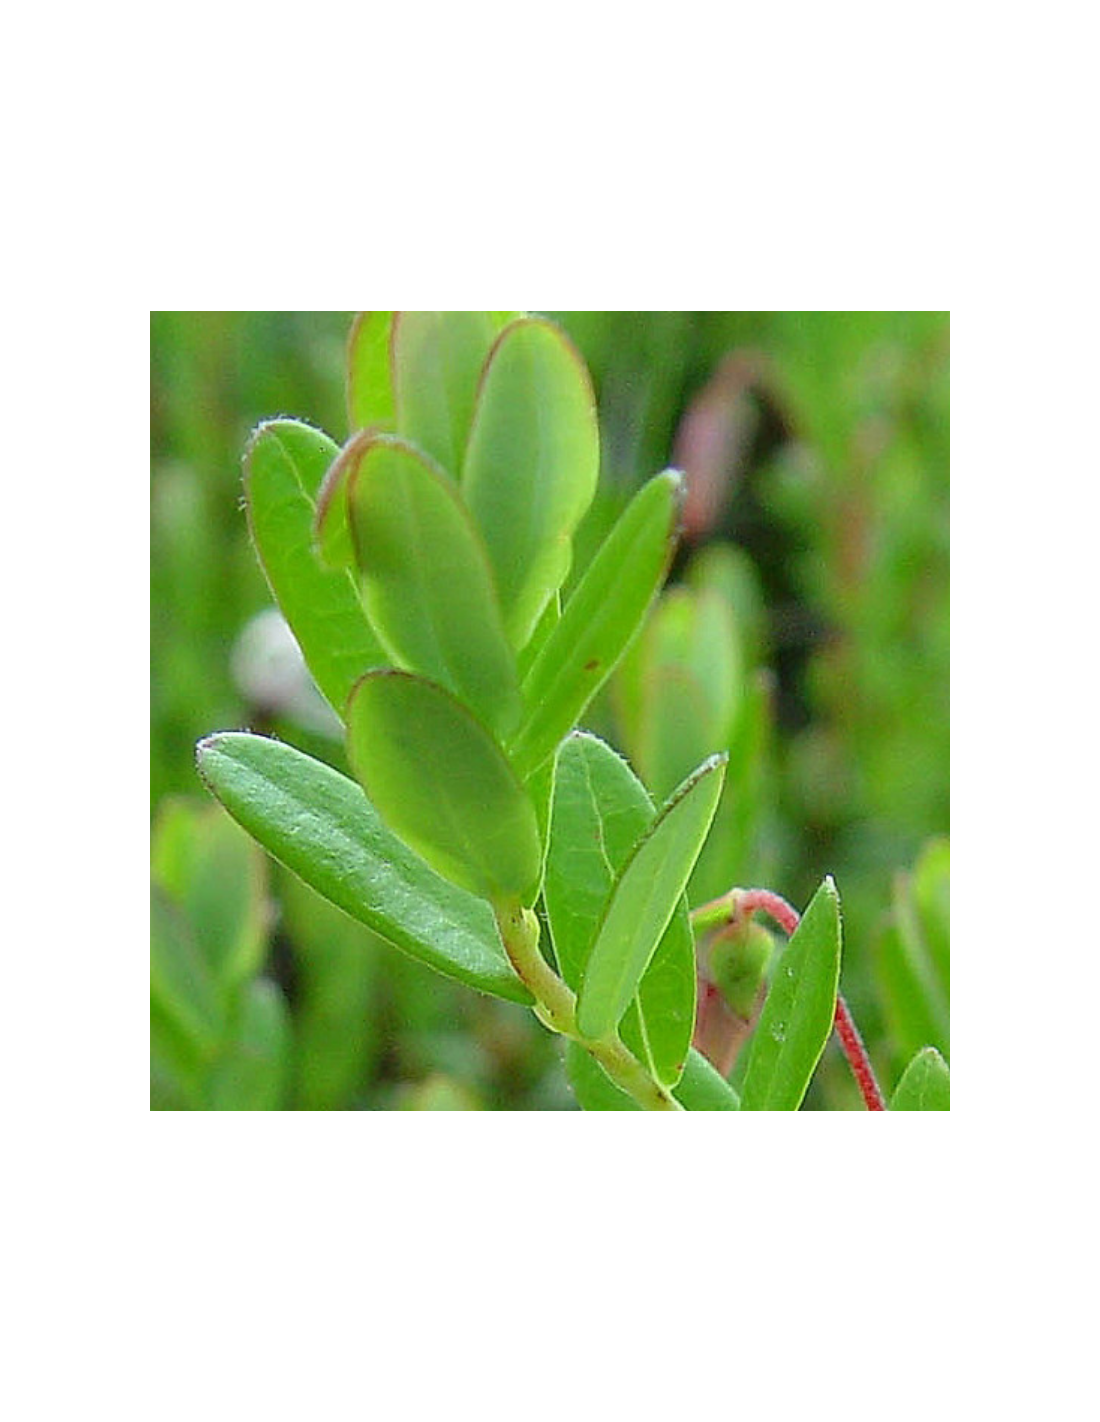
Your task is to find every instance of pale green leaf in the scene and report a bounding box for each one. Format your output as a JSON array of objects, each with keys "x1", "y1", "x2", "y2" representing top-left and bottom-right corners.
[
  {"x1": 463, "y1": 317, "x2": 599, "y2": 648},
  {"x1": 890, "y1": 1046, "x2": 950, "y2": 1111},
  {"x1": 345, "y1": 671, "x2": 542, "y2": 906},
  {"x1": 344, "y1": 432, "x2": 521, "y2": 735},
  {"x1": 545, "y1": 732, "x2": 695, "y2": 1086},
  {"x1": 392, "y1": 311, "x2": 502, "y2": 477},
  {"x1": 508, "y1": 470, "x2": 683, "y2": 781},
  {"x1": 739, "y1": 878, "x2": 842, "y2": 1110},
  {"x1": 574, "y1": 753, "x2": 727, "y2": 1040},
  {"x1": 346, "y1": 312, "x2": 396, "y2": 433}
]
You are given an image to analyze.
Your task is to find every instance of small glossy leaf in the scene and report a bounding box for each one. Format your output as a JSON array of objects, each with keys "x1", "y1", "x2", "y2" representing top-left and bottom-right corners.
[
  {"x1": 344, "y1": 432, "x2": 521, "y2": 735},
  {"x1": 345, "y1": 671, "x2": 542, "y2": 906},
  {"x1": 575, "y1": 753, "x2": 727, "y2": 1041},
  {"x1": 244, "y1": 419, "x2": 386, "y2": 714},
  {"x1": 195, "y1": 732, "x2": 531, "y2": 1004},
  {"x1": 545, "y1": 732, "x2": 695, "y2": 1086},
  {"x1": 565, "y1": 1043, "x2": 739, "y2": 1111},
  {"x1": 207, "y1": 978, "x2": 291, "y2": 1111},
  {"x1": 739, "y1": 877, "x2": 842, "y2": 1110},
  {"x1": 151, "y1": 799, "x2": 267, "y2": 993},
  {"x1": 392, "y1": 311, "x2": 503, "y2": 477},
  {"x1": 890, "y1": 1046, "x2": 950, "y2": 1111},
  {"x1": 509, "y1": 470, "x2": 684, "y2": 781},
  {"x1": 346, "y1": 312, "x2": 396, "y2": 433},
  {"x1": 463, "y1": 317, "x2": 599, "y2": 648}
]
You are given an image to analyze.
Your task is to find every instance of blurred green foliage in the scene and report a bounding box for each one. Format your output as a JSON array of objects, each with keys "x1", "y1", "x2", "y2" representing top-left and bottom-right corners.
[{"x1": 151, "y1": 310, "x2": 948, "y2": 1109}]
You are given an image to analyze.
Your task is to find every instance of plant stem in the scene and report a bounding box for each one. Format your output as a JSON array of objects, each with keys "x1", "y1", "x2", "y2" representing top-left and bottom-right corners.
[
  {"x1": 493, "y1": 900, "x2": 682, "y2": 1111},
  {"x1": 833, "y1": 995, "x2": 887, "y2": 1111},
  {"x1": 692, "y1": 887, "x2": 887, "y2": 1111}
]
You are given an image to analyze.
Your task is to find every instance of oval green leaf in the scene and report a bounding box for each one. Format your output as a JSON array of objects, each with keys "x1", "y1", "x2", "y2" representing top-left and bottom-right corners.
[
  {"x1": 545, "y1": 732, "x2": 695, "y2": 1086},
  {"x1": 195, "y1": 731, "x2": 531, "y2": 1004},
  {"x1": 574, "y1": 752, "x2": 727, "y2": 1041},
  {"x1": 342, "y1": 432, "x2": 521, "y2": 735},
  {"x1": 509, "y1": 470, "x2": 684, "y2": 781},
  {"x1": 739, "y1": 877, "x2": 842, "y2": 1110},
  {"x1": 346, "y1": 312, "x2": 396, "y2": 433},
  {"x1": 244, "y1": 419, "x2": 386, "y2": 715},
  {"x1": 890, "y1": 1045, "x2": 950, "y2": 1111},
  {"x1": 345, "y1": 671, "x2": 542, "y2": 906},
  {"x1": 392, "y1": 311, "x2": 504, "y2": 477},
  {"x1": 565, "y1": 1043, "x2": 740, "y2": 1111},
  {"x1": 462, "y1": 317, "x2": 599, "y2": 649}
]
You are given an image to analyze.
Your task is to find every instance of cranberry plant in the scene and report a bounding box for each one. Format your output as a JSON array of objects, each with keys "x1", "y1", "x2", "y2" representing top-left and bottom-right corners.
[{"x1": 194, "y1": 312, "x2": 947, "y2": 1110}]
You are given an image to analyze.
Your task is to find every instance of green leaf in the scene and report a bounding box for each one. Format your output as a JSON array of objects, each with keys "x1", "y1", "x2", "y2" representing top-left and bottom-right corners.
[
  {"x1": 244, "y1": 419, "x2": 386, "y2": 714},
  {"x1": 875, "y1": 847, "x2": 950, "y2": 1065},
  {"x1": 516, "y1": 590, "x2": 560, "y2": 684},
  {"x1": 279, "y1": 869, "x2": 384, "y2": 1111},
  {"x1": 195, "y1": 732, "x2": 531, "y2": 1004},
  {"x1": 344, "y1": 432, "x2": 521, "y2": 736},
  {"x1": 392, "y1": 311, "x2": 503, "y2": 477},
  {"x1": 151, "y1": 799, "x2": 268, "y2": 993},
  {"x1": 676, "y1": 1049, "x2": 742, "y2": 1110},
  {"x1": 207, "y1": 978, "x2": 291, "y2": 1110},
  {"x1": 912, "y1": 836, "x2": 950, "y2": 991},
  {"x1": 398, "y1": 1075, "x2": 483, "y2": 1111},
  {"x1": 565, "y1": 1043, "x2": 739, "y2": 1111},
  {"x1": 346, "y1": 312, "x2": 396, "y2": 433},
  {"x1": 739, "y1": 878, "x2": 842, "y2": 1110},
  {"x1": 462, "y1": 316, "x2": 599, "y2": 649},
  {"x1": 345, "y1": 671, "x2": 542, "y2": 906},
  {"x1": 150, "y1": 885, "x2": 224, "y2": 1057},
  {"x1": 545, "y1": 733, "x2": 695, "y2": 1086},
  {"x1": 622, "y1": 586, "x2": 742, "y2": 802},
  {"x1": 508, "y1": 470, "x2": 684, "y2": 781},
  {"x1": 565, "y1": 1041, "x2": 638, "y2": 1110},
  {"x1": 890, "y1": 1046, "x2": 950, "y2": 1111},
  {"x1": 574, "y1": 753, "x2": 727, "y2": 1041},
  {"x1": 312, "y1": 436, "x2": 359, "y2": 570}
]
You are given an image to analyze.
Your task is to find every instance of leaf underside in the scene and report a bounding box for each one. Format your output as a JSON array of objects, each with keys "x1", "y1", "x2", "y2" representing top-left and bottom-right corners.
[{"x1": 195, "y1": 731, "x2": 531, "y2": 1004}]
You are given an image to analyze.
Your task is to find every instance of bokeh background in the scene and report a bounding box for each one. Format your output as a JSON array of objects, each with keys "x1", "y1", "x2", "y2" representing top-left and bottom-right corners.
[{"x1": 150, "y1": 311, "x2": 949, "y2": 1110}]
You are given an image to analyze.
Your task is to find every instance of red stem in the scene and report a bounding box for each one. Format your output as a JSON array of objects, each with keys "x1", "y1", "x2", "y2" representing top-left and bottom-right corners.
[
  {"x1": 732, "y1": 888, "x2": 886, "y2": 1111},
  {"x1": 833, "y1": 995, "x2": 887, "y2": 1111}
]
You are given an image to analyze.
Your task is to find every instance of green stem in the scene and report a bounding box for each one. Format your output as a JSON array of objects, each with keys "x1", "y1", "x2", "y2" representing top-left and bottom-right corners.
[{"x1": 493, "y1": 900, "x2": 682, "y2": 1112}]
